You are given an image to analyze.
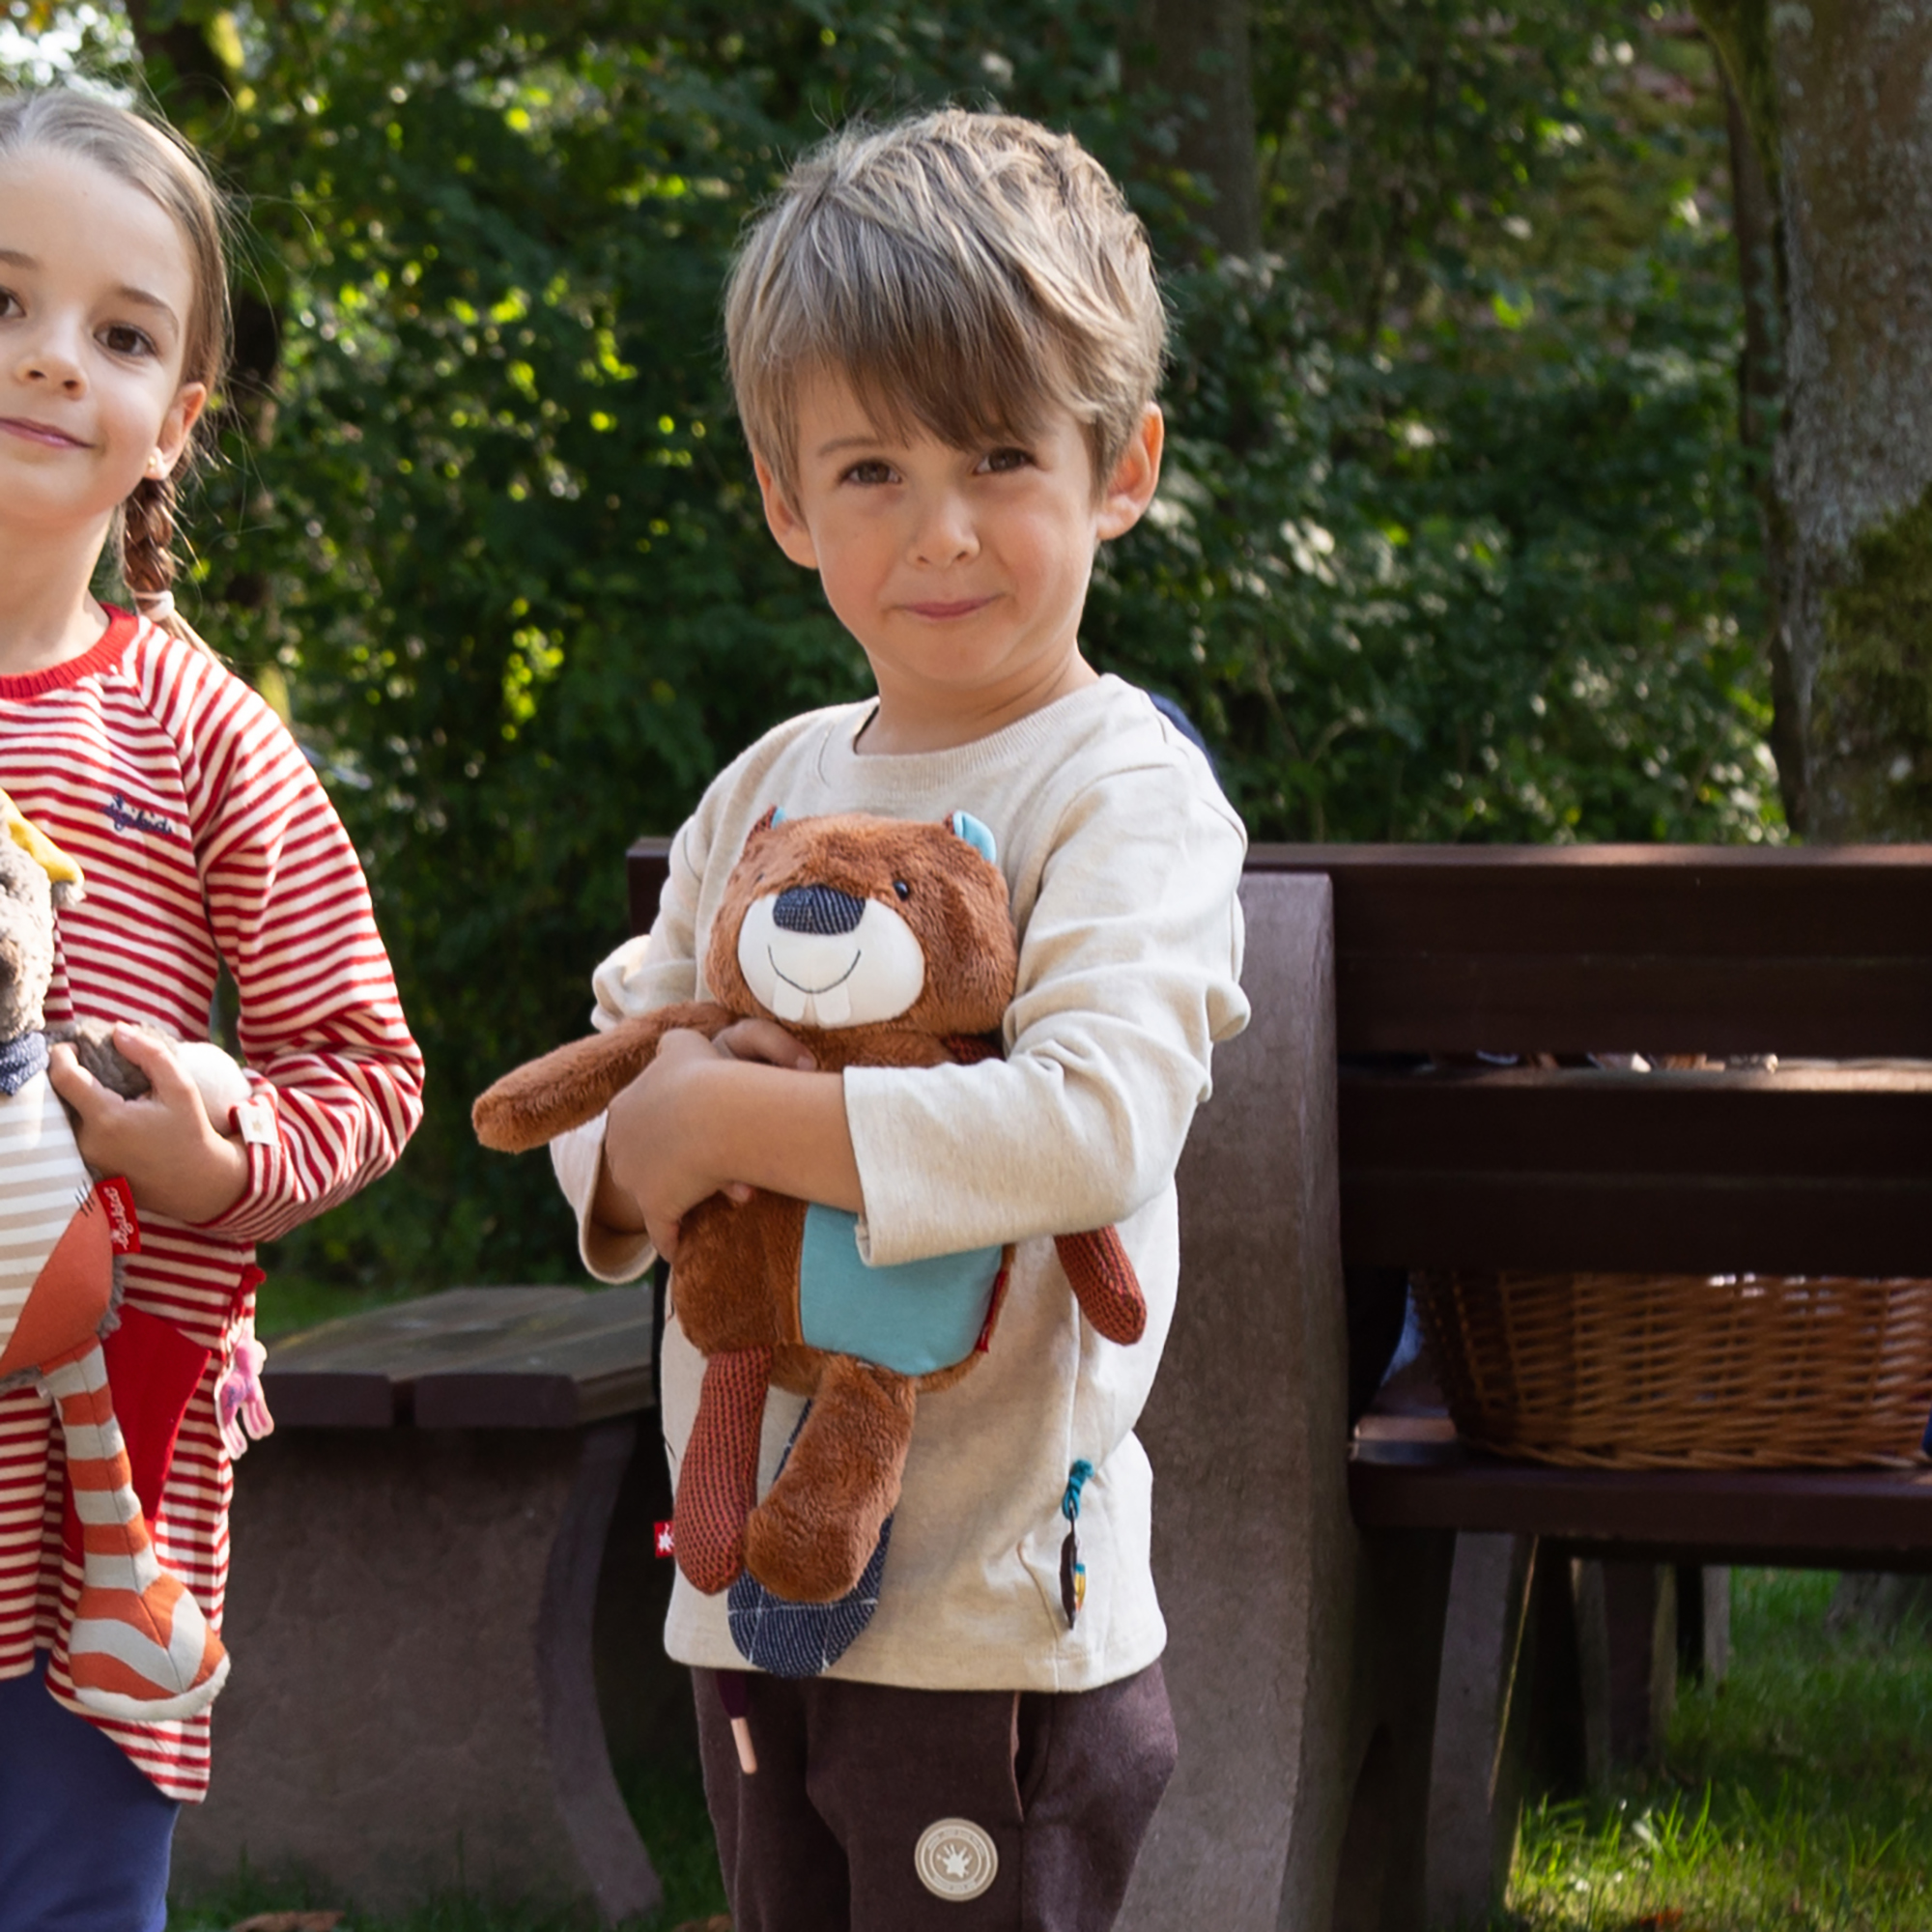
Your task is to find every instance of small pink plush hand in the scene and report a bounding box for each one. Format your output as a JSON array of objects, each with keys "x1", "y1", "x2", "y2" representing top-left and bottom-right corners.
[{"x1": 216, "y1": 1315, "x2": 274, "y2": 1460}]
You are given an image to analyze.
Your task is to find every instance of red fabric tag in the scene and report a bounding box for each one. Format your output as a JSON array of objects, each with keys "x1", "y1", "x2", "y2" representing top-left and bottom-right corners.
[
  {"x1": 60, "y1": 1306, "x2": 213, "y2": 1562},
  {"x1": 96, "y1": 1176, "x2": 141, "y2": 1255},
  {"x1": 654, "y1": 1520, "x2": 676, "y2": 1558},
  {"x1": 975, "y1": 1262, "x2": 1010, "y2": 1353}
]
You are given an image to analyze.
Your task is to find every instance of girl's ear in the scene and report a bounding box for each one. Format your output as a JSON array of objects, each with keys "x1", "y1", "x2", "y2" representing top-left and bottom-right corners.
[
  {"x1": 149, "y1": 381, "x2": 209, "y2": 482},
  {"x1": 753, "y1": 451, "x2": 819, "y2": 570}
]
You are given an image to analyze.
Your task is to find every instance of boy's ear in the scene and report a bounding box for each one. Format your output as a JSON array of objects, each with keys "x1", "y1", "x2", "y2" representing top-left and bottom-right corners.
[
  {"x1": 753, "y1": 451, "x2": 821, "y2": 570},
  {"x1": 1094, "y1": 404, "x2": 1164, "y2": 543}
]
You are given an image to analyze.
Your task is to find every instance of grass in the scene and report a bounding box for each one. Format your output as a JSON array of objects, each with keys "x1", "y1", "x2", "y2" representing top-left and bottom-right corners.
[{"x1": 1501, "y1": 1569, "x2": 1932, "y2": 1931}]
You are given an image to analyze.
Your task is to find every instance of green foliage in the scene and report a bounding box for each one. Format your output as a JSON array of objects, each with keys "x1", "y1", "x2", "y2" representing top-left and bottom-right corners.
[{"x1": 3, "y1": 0, "x2": 1776, "y2": 1284}]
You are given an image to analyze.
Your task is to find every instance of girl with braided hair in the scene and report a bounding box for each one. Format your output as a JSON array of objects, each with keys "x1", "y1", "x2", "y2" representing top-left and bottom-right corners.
[{"x1": 0, "y1": 88, "x2": 422, "y2": 1927}]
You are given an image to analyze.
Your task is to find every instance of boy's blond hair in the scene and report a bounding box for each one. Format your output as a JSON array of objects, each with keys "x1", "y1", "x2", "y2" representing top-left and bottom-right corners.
[{"x1": 725, "y1": 109, "x2": 1165, "y2": 505}]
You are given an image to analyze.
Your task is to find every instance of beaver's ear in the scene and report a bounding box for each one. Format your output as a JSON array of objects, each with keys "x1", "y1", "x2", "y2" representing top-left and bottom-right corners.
[{"x1": 948, "y1": 810, "x2": 997, "y2": 867}]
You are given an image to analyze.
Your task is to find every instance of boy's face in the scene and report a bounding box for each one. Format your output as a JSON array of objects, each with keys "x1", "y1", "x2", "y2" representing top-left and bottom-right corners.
[{"x1": 755, "y1": 373, "x2": 1162, "y2": 748}]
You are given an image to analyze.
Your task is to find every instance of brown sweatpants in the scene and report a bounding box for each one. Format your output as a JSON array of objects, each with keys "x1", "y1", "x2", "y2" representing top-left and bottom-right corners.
[{"x1": 692, "y1": 1662, "x2": 1177, "y2": 1931}]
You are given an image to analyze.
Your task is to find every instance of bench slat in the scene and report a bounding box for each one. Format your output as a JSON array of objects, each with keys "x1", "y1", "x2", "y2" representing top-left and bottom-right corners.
[
  {"x1": 1247, "y1": 843, "x2": 1932, "y2": 1055},
  {"x1": 264, "y1": 1288, "x2": 655, "y2": 1429},
  {"x1": 1340, "y1": 1064, "x2": 1932, "y2": 1273},
  {"x1": 1350, "y1": 1433, "x2": 1932, "y2": 1570}
]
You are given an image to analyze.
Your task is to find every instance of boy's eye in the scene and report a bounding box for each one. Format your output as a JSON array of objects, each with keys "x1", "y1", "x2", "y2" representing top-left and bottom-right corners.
[
  {"x1": 841, "y1": 459, "x2": 896, "y2": 486},
  {"x1": 100, "y1": 323, "x2": 156, "y2": 357},
  {"x1": 981, "y1": 446, "x2": 1034, "y2": 474}
]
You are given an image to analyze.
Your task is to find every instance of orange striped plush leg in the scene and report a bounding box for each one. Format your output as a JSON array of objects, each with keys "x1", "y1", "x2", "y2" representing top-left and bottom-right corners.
[{"x1": 38, "y1": 1338, "x2": 230, "y2": 1720}]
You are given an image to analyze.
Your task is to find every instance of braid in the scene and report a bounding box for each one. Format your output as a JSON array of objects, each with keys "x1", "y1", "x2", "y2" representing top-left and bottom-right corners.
[{"x1": 119, "y1": 471, "x2": 217, "y2": 658}]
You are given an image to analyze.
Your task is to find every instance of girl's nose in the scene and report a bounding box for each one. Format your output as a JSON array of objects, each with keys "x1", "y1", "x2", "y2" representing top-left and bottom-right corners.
[{"x1": 15, "y1": 325, "x2": 87, "y2": 393}]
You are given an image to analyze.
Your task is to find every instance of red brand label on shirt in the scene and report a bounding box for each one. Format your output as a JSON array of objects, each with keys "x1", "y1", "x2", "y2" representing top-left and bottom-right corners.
[
  {"x1": 654, "y1": 1520, "x2": 676, "y2": 1558},
  {"x1": 97, "y1": 1177, "x2": 141, "y2": 1255}
]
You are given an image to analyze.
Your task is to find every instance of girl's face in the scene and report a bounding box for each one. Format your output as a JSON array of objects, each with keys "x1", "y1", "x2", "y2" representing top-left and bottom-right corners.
[{"x1": 0, "y1": 145, "x2": 206, "y2": 542}]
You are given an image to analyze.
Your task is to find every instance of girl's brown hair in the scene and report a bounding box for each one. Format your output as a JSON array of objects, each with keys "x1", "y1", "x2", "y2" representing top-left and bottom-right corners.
[{"x1": 0, "y1": 87, "x2": 232, "y2": 654}]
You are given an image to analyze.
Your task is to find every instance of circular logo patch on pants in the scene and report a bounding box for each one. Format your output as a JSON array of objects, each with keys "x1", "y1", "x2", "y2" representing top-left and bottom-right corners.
[{"x1": 914, "y1": 1817, "x2": 999, "y2": 1901}]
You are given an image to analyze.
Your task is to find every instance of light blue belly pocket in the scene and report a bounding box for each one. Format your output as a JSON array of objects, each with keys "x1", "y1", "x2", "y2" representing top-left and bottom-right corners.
[{"x1": 797, "y1": 1205, "x2": 1003, "y2": 1378}]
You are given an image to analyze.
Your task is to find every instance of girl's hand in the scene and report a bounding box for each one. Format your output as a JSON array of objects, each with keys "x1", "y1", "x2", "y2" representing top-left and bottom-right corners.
[{"x1": 48, "y1": 1026, "x2": 249, "y2": 1226}]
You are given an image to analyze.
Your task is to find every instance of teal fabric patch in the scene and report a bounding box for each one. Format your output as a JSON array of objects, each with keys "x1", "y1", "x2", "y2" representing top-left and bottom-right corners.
[{"x1": 798, "y1": 1206, "x2": 1002, "y2": 1377}]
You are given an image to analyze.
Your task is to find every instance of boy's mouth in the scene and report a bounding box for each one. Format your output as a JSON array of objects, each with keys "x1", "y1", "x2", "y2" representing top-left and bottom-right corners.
[{"x1": 904, "y1": 597, "x2": 995, "y2": 621}]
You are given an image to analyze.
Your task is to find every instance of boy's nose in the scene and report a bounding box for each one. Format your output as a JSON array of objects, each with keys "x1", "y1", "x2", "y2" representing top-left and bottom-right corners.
[
  {"x1": 912, "y1": 493, "x2": 979, "y2": 567},
  {"x1": 773, "y1": 884, "x2": 867, "y2": 936}
]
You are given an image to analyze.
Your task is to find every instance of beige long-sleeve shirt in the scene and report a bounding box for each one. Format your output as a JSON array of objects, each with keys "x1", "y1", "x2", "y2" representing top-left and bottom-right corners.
[{"x1": 553, "y1": 675, "x2": 1247, "y2": 1690}]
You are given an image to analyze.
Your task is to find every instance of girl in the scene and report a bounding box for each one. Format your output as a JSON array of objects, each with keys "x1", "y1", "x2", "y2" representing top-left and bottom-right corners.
[{"x1": 0, "y1": 89, "x2": 423, "y2": 1928}]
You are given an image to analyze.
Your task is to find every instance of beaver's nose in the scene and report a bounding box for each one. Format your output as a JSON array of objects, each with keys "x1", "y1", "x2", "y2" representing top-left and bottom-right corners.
[{"x1": 773, "y1": 884, "x2": 866, "y2": 936}]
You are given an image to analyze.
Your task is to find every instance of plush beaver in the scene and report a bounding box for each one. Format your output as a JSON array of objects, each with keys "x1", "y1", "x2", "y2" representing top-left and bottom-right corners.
[{"x1": 473, "y1": 809, "x2": 1146, "y2": 1606}]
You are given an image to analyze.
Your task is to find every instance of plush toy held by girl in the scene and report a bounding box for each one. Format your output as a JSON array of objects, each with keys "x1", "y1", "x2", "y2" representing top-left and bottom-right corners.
[{"x1": 0, "y1": 87, "x2": 423, "y2": 1932}]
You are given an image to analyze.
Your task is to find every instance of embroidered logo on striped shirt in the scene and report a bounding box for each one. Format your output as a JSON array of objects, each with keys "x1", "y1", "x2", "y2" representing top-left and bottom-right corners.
[{"x1": 104, "y1": 793, "x2": 182, "y2": 841}]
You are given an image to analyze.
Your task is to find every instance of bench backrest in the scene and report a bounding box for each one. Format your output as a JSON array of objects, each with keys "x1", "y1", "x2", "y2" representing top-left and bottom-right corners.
[{"x1": 628, "y1": 838, "x2": 1932, "y2": 1277}]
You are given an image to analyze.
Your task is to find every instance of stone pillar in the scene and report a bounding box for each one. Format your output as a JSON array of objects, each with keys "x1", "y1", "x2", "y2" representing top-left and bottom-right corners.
[
  {"x1": 1122, "y1": 873, "x2": 1455, "y2": 1931},
  {"x1": 172, "y1": 1423, "x2": 661, "y2": 1923}
]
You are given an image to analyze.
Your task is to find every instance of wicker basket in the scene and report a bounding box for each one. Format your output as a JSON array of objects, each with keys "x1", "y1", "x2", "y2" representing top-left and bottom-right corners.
[{"x1": 1411, "y1": 1272, "x2": 1932, "y2": 1469}]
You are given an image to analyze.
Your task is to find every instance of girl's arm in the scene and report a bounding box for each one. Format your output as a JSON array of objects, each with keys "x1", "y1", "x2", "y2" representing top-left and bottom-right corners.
[{"x1": 181, "y1": 678, "x2": 422, "y2": 1241}]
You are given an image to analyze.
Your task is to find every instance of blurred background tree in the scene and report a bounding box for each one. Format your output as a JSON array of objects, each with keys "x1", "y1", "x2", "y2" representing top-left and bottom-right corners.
[{"x1": 2, "y1": 0, "x2": 1782, "y2": 1287}]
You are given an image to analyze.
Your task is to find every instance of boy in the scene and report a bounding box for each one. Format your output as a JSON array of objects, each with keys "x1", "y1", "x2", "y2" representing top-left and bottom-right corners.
[{"x1": 553, "y1": 109, "x2": 1248, "y2": 1929}]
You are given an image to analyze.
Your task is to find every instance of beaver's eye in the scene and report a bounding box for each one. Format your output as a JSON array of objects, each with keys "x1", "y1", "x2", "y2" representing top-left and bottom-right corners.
[{"x1": 893, "y1": 879, "x2": 911, "y2": 900}]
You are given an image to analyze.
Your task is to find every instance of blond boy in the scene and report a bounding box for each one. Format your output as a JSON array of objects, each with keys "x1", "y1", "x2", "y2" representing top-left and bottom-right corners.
[{"x1": 554, "y1": 109, "x2": 1248, "y2": 1929}]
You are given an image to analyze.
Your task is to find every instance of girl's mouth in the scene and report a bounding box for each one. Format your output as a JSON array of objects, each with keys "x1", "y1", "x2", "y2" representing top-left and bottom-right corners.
[{"x1": 0, "y1": 417, "x2": 87, "y2": 450}]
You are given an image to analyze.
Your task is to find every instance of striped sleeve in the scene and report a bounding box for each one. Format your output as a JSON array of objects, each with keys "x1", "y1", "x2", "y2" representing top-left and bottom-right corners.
[{"x1": 158, "y1": 648, "x2": 423, "y2": 1244}]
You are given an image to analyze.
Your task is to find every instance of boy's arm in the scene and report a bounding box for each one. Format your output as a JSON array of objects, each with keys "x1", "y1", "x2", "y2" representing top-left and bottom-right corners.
[
  {"x1": 551, "y1": 814, "x2": 709, "y2": 1281},
  {"x1": 843, "y1": 765, "x2": 1247, "y2": 1265}
]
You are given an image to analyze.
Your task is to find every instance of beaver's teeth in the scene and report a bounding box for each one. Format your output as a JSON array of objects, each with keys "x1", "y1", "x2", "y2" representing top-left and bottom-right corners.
[
  {"x1": 771, "y1": 980, "x2": 809, "y2": 1023},
  {"x1": 810, "y1": 981, "x2": 852, "y2": 1027}
]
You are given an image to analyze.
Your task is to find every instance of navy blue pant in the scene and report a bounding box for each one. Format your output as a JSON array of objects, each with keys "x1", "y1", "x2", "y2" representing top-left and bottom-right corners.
[{"x1": 0, "y1": 1654, "x2": 178, "y2": 1932}]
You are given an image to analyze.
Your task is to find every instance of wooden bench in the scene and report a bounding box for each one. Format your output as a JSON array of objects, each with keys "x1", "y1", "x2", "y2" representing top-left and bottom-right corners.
[
  {"x1": 1266, "y1": 841, "x2": 1932, "y2": 1923},
  {"x1": 171, "y1": 1286, "x2": 682, "y2": 1923}
]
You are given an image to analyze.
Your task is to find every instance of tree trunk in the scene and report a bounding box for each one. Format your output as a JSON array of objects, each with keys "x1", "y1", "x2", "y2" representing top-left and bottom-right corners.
[
  {"x1": 1132, "y1": 0, "x2": 1262, "y2": 258},
  {"x1": 1698, "y1": 0, "x2": 1932, "y2": 838}
]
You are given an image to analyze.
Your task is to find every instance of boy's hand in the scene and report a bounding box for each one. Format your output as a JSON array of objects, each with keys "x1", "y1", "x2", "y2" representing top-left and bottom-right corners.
[
  {"x1": 595, "y1": 1023, "x2": 858, "y2": 1264},
  {"x1": 604, "y1": 1030, "x2": 752, "y2": 1263},
  {"x1": 48, "y1": 1026, "x2": 249, "y2": 1226},
  {"x1": 712, "y1": 1017, "x2": 817, "y2": 1073}
]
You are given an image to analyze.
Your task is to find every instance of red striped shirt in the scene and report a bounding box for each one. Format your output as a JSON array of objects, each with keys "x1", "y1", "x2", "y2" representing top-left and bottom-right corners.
[{"x1": 0, "y1": 611, "x2": 423, "y2": 1801}]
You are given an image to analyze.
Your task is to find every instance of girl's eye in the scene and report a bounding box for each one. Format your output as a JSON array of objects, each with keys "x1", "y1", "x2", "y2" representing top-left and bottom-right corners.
[
  {"x1": 982, "y1": 446, "x2": 1034, "y2": 474},
  {"x1": 893, "y1": 879, "x2": 911, "y2": 900},
  {"x1": 0, "y1": 288, "x2": 20, "y2": 320},
  {"x1": 841, "y1": 459, "x2": 895, "y2": 487},
  {"x1": 100, "y1": 324, "x2": 156, "y2": 357}
]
